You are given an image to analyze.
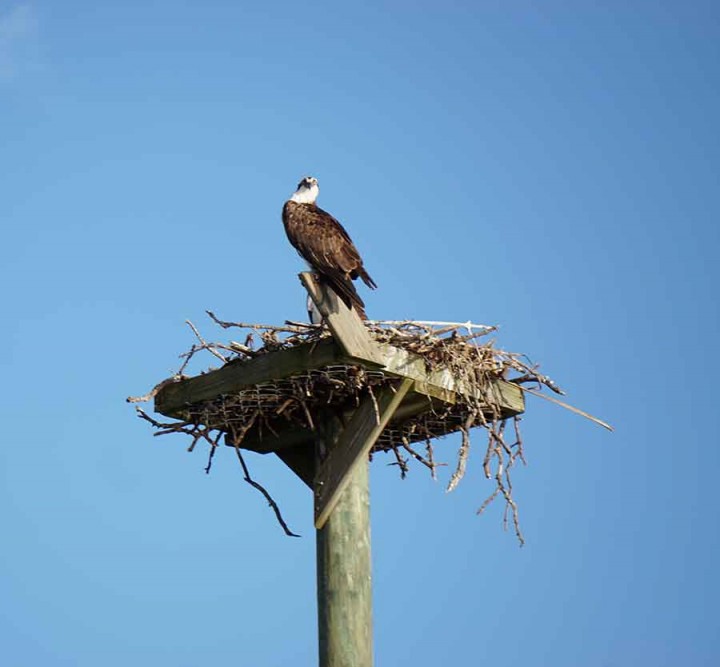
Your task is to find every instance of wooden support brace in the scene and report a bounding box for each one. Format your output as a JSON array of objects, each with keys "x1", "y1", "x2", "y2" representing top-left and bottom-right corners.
[
  {"x1": 300, "y1": 272, "x2": 385, "y2": 366},
  {"x1": 275, "y1": 447, "x2": 315, "y2": 489},
  {"x1": 314, "y1": 378, "x2": 413, "y2": 530}
]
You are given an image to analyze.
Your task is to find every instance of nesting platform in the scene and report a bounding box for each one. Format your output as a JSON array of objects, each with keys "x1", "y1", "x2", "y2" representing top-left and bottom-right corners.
[
  {"x1": 155, "y1": 335, "x2": 524, "y2": 460},
  {"x1": 152, "y1": 274, "x2": 525, "y2": 528}
]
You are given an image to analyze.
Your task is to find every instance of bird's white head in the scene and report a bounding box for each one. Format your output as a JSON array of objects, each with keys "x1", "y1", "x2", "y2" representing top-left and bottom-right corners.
[{"x1": 290, "y1": 176, "x2": 319, "y2": 204}]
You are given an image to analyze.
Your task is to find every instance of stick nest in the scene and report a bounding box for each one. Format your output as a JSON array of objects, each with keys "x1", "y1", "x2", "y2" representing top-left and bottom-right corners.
[{"x1": 129, "y1": 312, "x2": 595, "y2": 545}]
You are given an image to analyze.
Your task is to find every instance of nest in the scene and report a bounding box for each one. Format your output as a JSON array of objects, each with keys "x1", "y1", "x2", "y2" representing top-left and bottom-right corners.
[{"x1": 129, "y1": 311, "x2": 608, "y2": 544}]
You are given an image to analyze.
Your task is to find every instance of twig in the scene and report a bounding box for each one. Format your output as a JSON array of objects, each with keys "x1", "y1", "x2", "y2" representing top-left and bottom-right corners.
[
  {"x1": 446, "y1": 411, "x2": 476, "y2": 492},
  {"x1": 400, "y1": 440, "x2": 441, "y2": 475},
  {"x1": 389, "y1": 445, "x2": 409, "y2": 479},
  {"x1": 204, "y1": 431, "x2": 222, "y2": 474},
  {"x1": 367, "y1": 385, "x2": 381, "y2": 426},
  {"x1": 510, "y1": 373, "x2": 565, "y2": 395},
  {"x1": 228, "y1": 341, "x2": 257, "y2": 356},
  {"x1": 229, "y1": 421, "x2": 299, "y2": 538},
  {"x1": 498, "y1": 465, "x2": 524, "y2": 546},
  {"x1": 513, "y1": 416, "x2": 526, "y2": 466},
  {"x1": 519, "y1": 386, "x2": 614, "y2": 431},
  {"x1": 206, "y1": 310, "x2": 309, "y2": 335},
  {"x1": 482, "y1": 424, "x2": 495, "y2": 480},
  {"x1": 371, "y1": 319, "x2": 496, "y2": 332},
  {"x1": 425, "y1": 439, "x2": 438, "y2": 480},
  {"x1": 186, "y1": 320, "x2": 227, "y2": 364},
  {"x1": 126, "y1": 376, "x2": 184, "y2": 403},
  {"x1": 135, "y1": 407, "x2": 190, "y2": 430}
]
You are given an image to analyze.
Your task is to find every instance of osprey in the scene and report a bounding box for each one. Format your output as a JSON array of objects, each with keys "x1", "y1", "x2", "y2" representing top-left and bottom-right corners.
[{"x1": 282, "y1": 176, "x2": 376, "y2": 319}]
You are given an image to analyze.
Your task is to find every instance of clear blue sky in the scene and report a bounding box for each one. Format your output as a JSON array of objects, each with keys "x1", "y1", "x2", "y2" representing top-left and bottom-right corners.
[{"x1": 2, "y1": 1, "x2": 719, "y2": 665}]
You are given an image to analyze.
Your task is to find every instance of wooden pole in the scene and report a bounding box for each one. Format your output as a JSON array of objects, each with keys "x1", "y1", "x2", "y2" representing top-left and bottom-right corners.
[
  {"x1": 313, "y1": 380, "x2": 410, "y2": 667},
  {"x1": 316, "y1": 457, "x2": 373, "y2": 667}
]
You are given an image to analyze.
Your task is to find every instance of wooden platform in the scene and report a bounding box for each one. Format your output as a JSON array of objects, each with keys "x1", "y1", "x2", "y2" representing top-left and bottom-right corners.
[
  {"x1": 155, "y1": 337, "x2": 523, "y2": 445},
  {"x1": 153, "y1": 273, "x2": 525, "y2": 528}
]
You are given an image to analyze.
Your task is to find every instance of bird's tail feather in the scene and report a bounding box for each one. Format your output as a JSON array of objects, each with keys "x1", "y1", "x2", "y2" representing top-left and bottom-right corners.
[
  {"x1": 319, "y1": 274, "x2": 368, "y2": 320},
  {"x1": 358, "y1": 267, "x2": 377, "y2": 290}
]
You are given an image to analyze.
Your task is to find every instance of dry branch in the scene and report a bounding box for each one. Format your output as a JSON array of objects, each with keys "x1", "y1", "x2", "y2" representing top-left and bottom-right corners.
[{"x1": 229, "y1": 420, "x2": 300, "y2": 538}]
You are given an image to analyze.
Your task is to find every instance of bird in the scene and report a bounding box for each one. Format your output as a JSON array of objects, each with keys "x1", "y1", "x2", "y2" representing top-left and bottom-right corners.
[
  {"x1": 282, "y1": 176, "x2": 376, "y2": 320},
  {"x1": 306, "y1": 294, "x2": 322, "y2": 325}
]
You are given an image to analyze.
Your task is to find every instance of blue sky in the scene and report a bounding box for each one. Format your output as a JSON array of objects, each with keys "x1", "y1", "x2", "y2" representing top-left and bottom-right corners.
[{"x1": 2, "y1": 1, "x2": 719, "y2": 665}]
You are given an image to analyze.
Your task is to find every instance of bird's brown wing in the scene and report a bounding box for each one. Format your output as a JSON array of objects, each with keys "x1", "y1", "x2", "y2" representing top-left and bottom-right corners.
[
  {"x1": 283, "y1": 202, "x2": 375, "y2": 316},
  {"x1": 307, "y1": 205, "x2": 377, "y2": 289}
]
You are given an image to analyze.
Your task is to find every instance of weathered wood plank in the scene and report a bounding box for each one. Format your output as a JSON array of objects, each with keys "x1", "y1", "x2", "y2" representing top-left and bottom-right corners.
[
  {"x1": 488, "y1": 380, "x2": 525, "y2": 415},
  {"x1": 300, "y1": 272, "x2": 385, "y2": 366},
  {"x1": 378, "y1": 343, "x2": 525, "y2": 413},
  {"x1": 314, "y1": 379, "x2": 413, "y2": 530},
  {"x1": 155, "y1": 338, "x2": 343, "y2": 417}
]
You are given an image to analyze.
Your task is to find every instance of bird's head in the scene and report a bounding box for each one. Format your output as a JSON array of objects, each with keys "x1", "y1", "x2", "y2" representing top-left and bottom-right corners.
[{"x1": 290, "y1": 176, "x2": 319, "y2": 204}]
